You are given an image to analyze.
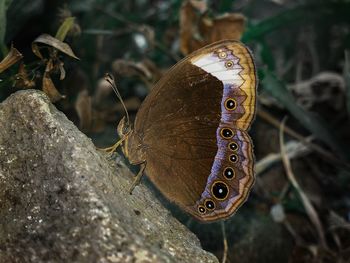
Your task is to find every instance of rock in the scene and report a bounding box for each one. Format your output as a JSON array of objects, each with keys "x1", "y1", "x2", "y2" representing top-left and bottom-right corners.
[{"x1": 0, "y1": 90, "x2": 218, "y2": 263}]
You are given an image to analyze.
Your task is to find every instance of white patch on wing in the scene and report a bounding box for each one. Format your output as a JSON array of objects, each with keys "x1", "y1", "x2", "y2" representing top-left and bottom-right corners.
[{"x1": 191, "y1": 53, "x2": 244, "y2": 87}]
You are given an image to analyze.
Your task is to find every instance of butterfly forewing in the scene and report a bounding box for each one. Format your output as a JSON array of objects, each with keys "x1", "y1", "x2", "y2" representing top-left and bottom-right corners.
[{"x1": 125, "y1": 40, "x2": 257, "y2": 222}]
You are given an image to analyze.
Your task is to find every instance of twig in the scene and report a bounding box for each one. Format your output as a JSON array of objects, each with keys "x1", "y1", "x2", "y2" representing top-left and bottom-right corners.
[
  {"x1": 258, "y1": 108, "x2": 350, "y2": 170},
  {"x1": 279, "y1": 117, "x2": 328, "y2": 249},
  {"x1": 255, "y1": 138, "x2": 310, "y2": 175},
  {"x1": 221, "y1": 221, "x2": 228, "y2": 263},
  {"x1": 83, "y1": 28, "x2": 134, "y2": 38}
]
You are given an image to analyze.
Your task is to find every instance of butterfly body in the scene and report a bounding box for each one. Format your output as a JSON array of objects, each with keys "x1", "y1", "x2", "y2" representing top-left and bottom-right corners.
[{"x1": 118, "y1": 40, "x2": 257, "y2": 222}]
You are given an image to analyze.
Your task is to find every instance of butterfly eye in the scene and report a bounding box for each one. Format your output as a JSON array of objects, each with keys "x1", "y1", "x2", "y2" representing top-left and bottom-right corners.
[
  {"x1": 229, "y1": 154, "x2": 239, "y2": 163},
  {"x1": 223, "y1": 167, "x2": 235, "y2": 179},
  {"x1": 228, "y1": 142, "x2": 238, "y2": 151},
  {"x1": 123, "y1": 126, "x2": 130, "y2": 134},
  {"x1": 224, "y1": 98, "x2": 237, "y2": 111},
  {"x1": 198, "y1": 205, "x2": 206, "y2": 214},
  {"x1": 204, "y1": 199, "x2": 215, "y2": 210},
  {"x1": 220, "y1": 128, "x2": 234, "y2": 139},
  {"x1": 211, "y1": 181, "x2": 229, "y2": 200}
]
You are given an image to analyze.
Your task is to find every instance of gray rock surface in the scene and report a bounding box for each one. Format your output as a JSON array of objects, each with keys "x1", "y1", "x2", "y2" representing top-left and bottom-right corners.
[{"x1": 0, "y1": 90, "x2": 218, "y2": 263}]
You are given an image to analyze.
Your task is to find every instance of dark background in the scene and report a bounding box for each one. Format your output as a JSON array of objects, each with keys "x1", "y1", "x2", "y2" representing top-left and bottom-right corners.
[{"x1": 1, "y1": 0, "x2": 350, "y2": 262}]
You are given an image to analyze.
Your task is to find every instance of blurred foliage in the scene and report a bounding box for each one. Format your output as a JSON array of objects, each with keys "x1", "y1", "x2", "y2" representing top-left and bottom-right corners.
[
  {"x1": 1, "y1": 0, "x2": 350, "y2": 262},
  {"x1": 0, "y1": 0, "x2": 12, "y2": 55}
]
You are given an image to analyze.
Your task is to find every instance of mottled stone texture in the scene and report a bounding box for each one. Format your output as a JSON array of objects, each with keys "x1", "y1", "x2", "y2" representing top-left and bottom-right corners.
[{"x1": 0, "y1": 90, "x2": 218, "y2": 263}]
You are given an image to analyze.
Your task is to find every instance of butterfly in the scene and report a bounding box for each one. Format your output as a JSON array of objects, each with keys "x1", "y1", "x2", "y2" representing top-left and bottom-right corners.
[{"x1": 115, "y1": 40, "x2": 257, "y2": 222}]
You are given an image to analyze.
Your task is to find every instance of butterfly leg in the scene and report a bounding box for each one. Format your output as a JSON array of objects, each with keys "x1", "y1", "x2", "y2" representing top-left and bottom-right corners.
[
  {"x1": 97, "y1": 137, "x2": 125, "y2": 155},
  {"x1": 129, "y1": 162, "x2": 146, "y2": 194}
]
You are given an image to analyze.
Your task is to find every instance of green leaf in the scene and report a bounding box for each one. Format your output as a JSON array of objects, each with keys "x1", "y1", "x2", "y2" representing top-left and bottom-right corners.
[
  {"x1": 242, "y1": 2, "x2": 350, "y2": 42},
  {"x1": 55, "y1": 17, "x2": 75, "y2": 41},
  {"x1": 260, "y1": 68, "x2": 348, "y2": 160},
  {"x1": 219, "y1": 0, "x2": 234, "y2": 13},
  {"x1": 258, "y1": 40, "x2": 275, "y2": 71}
]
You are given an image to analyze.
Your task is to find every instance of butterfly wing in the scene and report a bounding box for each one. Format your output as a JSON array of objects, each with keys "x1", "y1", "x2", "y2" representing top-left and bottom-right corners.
[{"x1": 126, "y1": 40, "x2": 257, "y2": 221}]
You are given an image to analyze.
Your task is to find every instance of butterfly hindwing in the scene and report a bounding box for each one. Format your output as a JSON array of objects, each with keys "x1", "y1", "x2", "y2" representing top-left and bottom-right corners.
[
  {"x1": 125, "y1": 40, "x2": 257, "y2": 222},
  {"x1": 187, "y1": 126, "x2": 254, "y2": 221}
]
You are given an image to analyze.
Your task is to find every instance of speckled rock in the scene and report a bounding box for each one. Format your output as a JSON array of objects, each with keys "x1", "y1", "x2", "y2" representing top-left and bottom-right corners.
[{"x1": 0, "y1": 90, "x2": 218, "y2": 263}]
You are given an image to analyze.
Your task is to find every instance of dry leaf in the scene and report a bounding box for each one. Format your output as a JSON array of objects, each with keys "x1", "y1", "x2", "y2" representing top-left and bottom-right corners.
[
  {"x1": 45, "y1": 58, "x2": 54, "y2": 72},
  {"x1": 180, "y1": 0, "x2": 246, "y2": 55},
  {"x1": 189, "y1": 0, "x2": 207, "y2": 13},
  {"x1": 112, "y1": 59, "x2": 163, "y2": 90},
  {"x1": 31, "y1": 42, "x2": 44, "y2": 60},
  {"x1": 27, "y1": 22, "x2": 79, "y2": 103},
  {"x1": 58, "y1": 61, "x2": 66, "y2": 80},
  {"x1": 14, "y1": 63, "x2": 35, "y2": 89},
  {"x1": 288, "y1": 72, "x2": 345, "y2": 110},
  {"x1": 0, "y1": 46, "x2": 23, "y2": 73},
  {"x1": 94, "y1": 78, "x2": 113, "y2": 106},
  {"x1": 42, "y1": 72, "x2": 65, "y2": 102},
  {"x1": 141, "y1": 59, "x2": 163, "y2": 84},
  {"x1": 42, "y1": 60, "x2": 65, "y2": 102},
  {"x1": 32, "y1": 34, "x2": 79, "y2": 60},
  {"x1": 179, "y1": 0, "x2": 202, "y2": 55},
  {"x1": 112, "y1": 59, "x2": 152, "y2": 80},
  {"x1": 75, "y1": 89, "x2": 92, "y2": 132},
  {"x1": 200, "y1": 14, "x2": 246, "y2": 45}
]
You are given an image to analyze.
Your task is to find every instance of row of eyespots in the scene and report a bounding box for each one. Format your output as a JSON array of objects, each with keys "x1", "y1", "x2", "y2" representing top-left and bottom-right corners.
[
  {"x1": 216, "y1": 48, "x2": 234, "y2": 68},
  {"x1": 197, "y1": 141, "x2": 240, "y2": 215},
  {"x1": 197, "y1": 50, "x2": 238, "y2": 215},
  {"x1": 216, "y1": 48, "x2": 233, "y2": 65},
  {"x1": 198, "y1": 198, "x2": 216, "y2": 214},
  {"x1": 217, "y1": 48, "x2": 237, "y2": 112},
  {"x1": 197, "y1": 181, "x2": 230, "y2": 215},
  {"x1": 217, "y1": 48, "x2": 236, "y2": 112},
  {"x1": 223, "y1": 142, "x2": 239, "y2": 179},
  {"x1": 220, "y1": 128, "x2": 239, "y2": 164}
]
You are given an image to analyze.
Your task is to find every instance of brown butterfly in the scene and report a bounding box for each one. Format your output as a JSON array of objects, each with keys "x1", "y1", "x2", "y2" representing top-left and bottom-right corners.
[{"x1": 116, "y1": 40, "x2": 257, "y2": 222}]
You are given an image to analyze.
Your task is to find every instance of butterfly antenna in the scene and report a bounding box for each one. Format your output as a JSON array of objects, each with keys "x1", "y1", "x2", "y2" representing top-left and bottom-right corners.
[{"x1": 104, "y1": 73, "x2": 130, "y2": 129}]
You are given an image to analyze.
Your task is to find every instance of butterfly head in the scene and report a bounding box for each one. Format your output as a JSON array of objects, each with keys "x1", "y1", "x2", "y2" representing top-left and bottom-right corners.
[
  {"x1": 117, "y1": 116, "x2": 132, "y2": 159},
  {"x1": 117, "y1": 116, "x2": 131, "y2": 138}
]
